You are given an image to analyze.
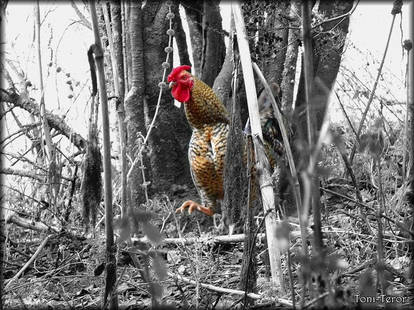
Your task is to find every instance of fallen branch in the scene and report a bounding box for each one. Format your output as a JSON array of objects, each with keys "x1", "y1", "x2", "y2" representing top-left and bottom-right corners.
[
  {"x1": 6, "y1": 212, "x2": 59, "y2": 233},
  {"x1": 132, "y1": 229, "x2": 309, "y2": 246},
  {"x1": 169, "y1": 272, "x2": 261, "y2": 299},
  {"x1": 169, "y1": 272, "x2": 293, "y2": 307},
  {"x1": 4, "y1": 234, "x2": 53, "y2": 291}
]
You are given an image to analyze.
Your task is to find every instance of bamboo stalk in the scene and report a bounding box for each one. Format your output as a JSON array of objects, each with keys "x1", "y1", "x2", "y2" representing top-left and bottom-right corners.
[
  {"x1": 89, "y1": 2, "x2": 118, "y2": 309},
  {"x1": 102, "y1": 3, "x2": 128, "y2": 218},
  {"x1": 252, "y1": 63, "x2": 305, "y2": 252},
  {"x1": 231, "y1": 2, "x2": 282, "y2": 289}
]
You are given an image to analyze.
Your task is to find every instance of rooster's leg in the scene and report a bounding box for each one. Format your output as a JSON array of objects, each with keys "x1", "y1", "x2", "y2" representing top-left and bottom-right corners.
[{"x1": 176, "y1": 200, "x2": 214, "y2": 216}]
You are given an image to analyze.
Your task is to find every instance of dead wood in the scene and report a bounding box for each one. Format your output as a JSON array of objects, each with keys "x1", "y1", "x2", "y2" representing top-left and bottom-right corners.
[
  {"x1": 0, "y1": 90, "x2": 86, "y2": 150},
  {"x1": 132, "y1": 229, "x2": 307, "y2": 247},
  {"x1": 6, "y1": 212, "x2": 59, "y2": 233}
]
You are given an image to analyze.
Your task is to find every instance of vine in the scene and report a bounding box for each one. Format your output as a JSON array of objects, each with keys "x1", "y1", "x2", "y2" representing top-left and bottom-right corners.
[{"x1": 127, "y1": 1, "x2": 175, "y2": 181}]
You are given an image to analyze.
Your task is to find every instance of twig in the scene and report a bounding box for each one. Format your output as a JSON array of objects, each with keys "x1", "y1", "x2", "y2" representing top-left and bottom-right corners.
[
  {"x1": 312, "y1": 0, "x2": 359, "y2": 30},
  {"x1": 168, "y1": 272, "x2": 261, "y2": 300},
  {"x1": 336, "y1": 149, "x2": 363, "y2": 203},
  {"x1": 348, "y1": 12, "x2": 398, "y2": 164},
  {"x1": 70, "y1": 0, "x2": 92, "y2": 29},
  {"x1": 169, "y1": 272, "x2": 293, "y2": 307},
  {"x1": 303, "y1": 292, "x2": 329, "y2": 309},
  {"x1": 320, "y1": 187, "x2": 414, "y2": 237},
  {"x1": 0, "y1": 90, "x2": 87, "y2": 150},
  {"x1": 334, "y1": 91, "x2": 358, "y2": 138},
  {"x1": 4, "y1": 234, "x2": 53, "y2": 290}
]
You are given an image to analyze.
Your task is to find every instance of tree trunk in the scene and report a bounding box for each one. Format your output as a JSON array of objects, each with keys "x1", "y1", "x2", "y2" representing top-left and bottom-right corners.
[
  {"x1": 261, "y1": 0, "x2": 290, "y2": 86},
  {"x1": 143, "y1": 1, "x2": 192, "y2": 192},
  {"x1": 294, "y1": 0, "x2": 354, "y2": 135},
  {"x1": 124, "y1": 1, "x2": 132, "y2": 91},
  {"x1": 125, "y1": 1, "x2": 146, "y2": 207},
  {"x1": 111, "y1": 1, "x2": 125, "y2": 100},
  {"x1": 182, "y1": 0, "x2": 203, "y2": 76},
  {"x1": 199, "y1": 0, "x2": 226, "y2": 87},
  {"x1": 172, "y1": 2, "x2": 191, "y2": 66},
  {"x1": 313, "y1": 0, "x2": 354, "y2": 127}
]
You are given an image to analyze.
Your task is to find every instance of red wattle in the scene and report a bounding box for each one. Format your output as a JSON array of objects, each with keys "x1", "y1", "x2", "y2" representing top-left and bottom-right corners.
[{"x1": 172, "y1": 85, "x2": 190, "y2": 103}]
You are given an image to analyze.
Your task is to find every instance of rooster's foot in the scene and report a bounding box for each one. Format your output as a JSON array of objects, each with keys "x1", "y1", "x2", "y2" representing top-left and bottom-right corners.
[{"x1": 176, "y1": 200, "x2": 214, "y2": 216}]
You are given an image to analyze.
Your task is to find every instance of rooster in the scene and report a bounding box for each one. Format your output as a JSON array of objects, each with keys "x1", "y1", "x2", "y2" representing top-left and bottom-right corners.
[
  {"x1": 168, "y1": 65, "x2": 229, "y2": 216},
  {"x1": 168, "y1": 65, "x2": 284, "y2": 219}
]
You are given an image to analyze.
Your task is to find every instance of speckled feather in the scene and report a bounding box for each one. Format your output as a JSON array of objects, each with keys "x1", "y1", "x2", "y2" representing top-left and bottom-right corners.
[
  {"x1": 184, "y1": 78, "x2": 229, "y2": 129},
  {"x1": 182, "y1": 77, "x2": 229, "y2": 213}
]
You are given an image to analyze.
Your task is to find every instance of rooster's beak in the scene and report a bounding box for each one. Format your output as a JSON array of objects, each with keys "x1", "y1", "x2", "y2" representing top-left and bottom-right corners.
[{"x1": 169, "y1": 81, "x2": 176, "y2": 89}]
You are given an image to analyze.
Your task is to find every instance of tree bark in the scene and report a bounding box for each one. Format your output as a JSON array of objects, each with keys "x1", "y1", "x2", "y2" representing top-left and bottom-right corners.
[
  {"x1": 294, "y1": 0, "x2": 354, "y2": 135},
  {"x1": 111, "y1": 1, "x2": 125, "y2": 100},
  {"x1": 261, "y1": 1, "x2": 290, "y2": 86},
  {"x1": 125, "y1": 1, "x2": 147, "y2": 207},
  {"x1": 172, "y1": 2, "x2": 191, "y2": 66},
  {"x1": 313, "y1": 0, "x2": 354, "y2": 127},
  {"x1": 199, "y1": 0, "x2": 226, "y2": 87},
  {"x1": 181, "y1": 0, "x2": 203, "y2": 76},
  {"x1": 143, "y1": 1, "x2": 192, "y2": 192},
  {"x1": 124, "y1": 1, "x2": 132, "y2": 92}
]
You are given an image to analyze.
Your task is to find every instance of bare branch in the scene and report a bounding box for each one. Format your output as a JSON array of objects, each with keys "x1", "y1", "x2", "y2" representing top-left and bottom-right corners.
[
  {"x1": 0, "y1": 90, "x2": 86, "y2": 150},
  {"x1": 70, "y1": 0, "x2": 92, "y2": 30},
  {"x1": 0, "y1": 167, "x2": 44, "y2": 182}
]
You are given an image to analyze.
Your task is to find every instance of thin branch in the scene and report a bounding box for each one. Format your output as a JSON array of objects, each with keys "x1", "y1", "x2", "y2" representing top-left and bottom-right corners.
[
  {"x1": 348, "y1": 13, "x2": 398, "y2": 164},
  {"x1": 0, "y1": 90, "x2": 86, "y2": 150},
  {"x1": 35, "y1": 0, "x2": 53, "y2": 163},
  {"x1": 0, "y1": 167, "x2": 44, "y2": 182},
  {"x1": 312, "y1": 0, "x2": 359, "y2": 30},
  {"x1": 169, "y1": 272, "x2": 261, "y2": 300},
  {"x1": 70, "y1": 0, "x2": 91, "y2": 30},
  {"x1": 320, "y1": 187, "x2": 414, "y2": 238},
  {"x1": 334, "y1": 91, "x2": 358, "y2": 138},
  {"x1": 4, "y1": 234, "x2": 53, "y2": 291}
]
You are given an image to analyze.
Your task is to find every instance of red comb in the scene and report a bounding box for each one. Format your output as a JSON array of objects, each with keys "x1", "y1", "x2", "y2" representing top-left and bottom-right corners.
[{"x1": 167, "y1": 65, "x2": 191, "y2": 82}]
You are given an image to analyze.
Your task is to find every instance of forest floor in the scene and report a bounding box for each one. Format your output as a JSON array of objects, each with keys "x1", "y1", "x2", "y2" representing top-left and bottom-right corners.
[{"x1": 3, "y1": 178, "x2": 413, "y2": 309}]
